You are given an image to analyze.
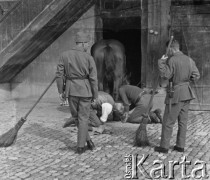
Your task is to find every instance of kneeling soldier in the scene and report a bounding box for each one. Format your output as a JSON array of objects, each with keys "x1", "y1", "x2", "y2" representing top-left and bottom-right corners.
[{"x1": 118, "y1": 84, "x2": 162, "y2": 124}]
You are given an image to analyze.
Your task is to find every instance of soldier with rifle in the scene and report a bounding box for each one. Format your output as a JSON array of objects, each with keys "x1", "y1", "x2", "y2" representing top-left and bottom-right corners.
[{"x1": 155, "y1": 40, "x2": 200, "y2": 154}]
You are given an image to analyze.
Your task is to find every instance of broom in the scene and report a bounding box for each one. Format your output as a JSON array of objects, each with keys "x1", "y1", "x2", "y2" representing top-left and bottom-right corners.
[
  {"x1": 134, "y1": 35, "x2": 174, "y2": 147},
  {"x1": 0, "y1": 77, "x2": 56, "y2": 147},
  {"x1": 134, "y1": 86, "x2": 156, "y2": 147}
]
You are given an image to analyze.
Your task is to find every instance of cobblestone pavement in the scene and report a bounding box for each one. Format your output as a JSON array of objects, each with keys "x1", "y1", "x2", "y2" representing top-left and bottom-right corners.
[{"x1": 0, "y1": 98, "x2": 209, "y2": 180}]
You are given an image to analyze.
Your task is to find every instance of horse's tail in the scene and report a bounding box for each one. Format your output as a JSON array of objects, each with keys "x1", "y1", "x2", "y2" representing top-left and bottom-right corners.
[{"x1": 103, "y1": 45, "x2": 115, "y2": 79}]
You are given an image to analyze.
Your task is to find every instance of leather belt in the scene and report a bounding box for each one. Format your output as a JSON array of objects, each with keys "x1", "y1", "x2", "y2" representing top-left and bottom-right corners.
[
  {"x1": 66, "y1": 75, "x2": 89, "y2": 80},
  {"x1": 134, "y1": 91, "x2": 146, "y2": 105},
  {"x1": 173, "y1": 81, "x2": 189, "y2": 88}
]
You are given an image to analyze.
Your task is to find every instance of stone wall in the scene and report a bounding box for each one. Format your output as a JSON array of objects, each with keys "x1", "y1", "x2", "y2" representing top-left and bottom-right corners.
[{"x1": 8, "y1": 6, "x2": 96, "y2": 101}]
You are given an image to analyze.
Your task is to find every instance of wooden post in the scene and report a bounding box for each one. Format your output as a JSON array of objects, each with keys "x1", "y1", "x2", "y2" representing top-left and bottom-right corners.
[
  {"x1": 142, "y1": 0, "x2": 171, "y2": 87},
  {"x1": 94, "y1": 1, "x2": 103, "y2": 42},
  {"x1": 140, "y1": 0, "x2": 148, "y2": 87},
  {"x1": 160, "y1": 0, "x2": 171, "y2": 55}
]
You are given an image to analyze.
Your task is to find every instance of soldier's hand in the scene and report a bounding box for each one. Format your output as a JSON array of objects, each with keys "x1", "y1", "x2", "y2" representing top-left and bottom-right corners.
[
  {"x1": 142, "y1": 113, "x2": 148, "y2": 118},
  {"x1": 63, "y1": 98, "x2": 69, "y2": 106},
  {"x1": 161, "y1": 55, "x2": 168, "y2": 60},
  {"x1": 91, "y1": 98, "x2": 97, "y2": 108},
  {"x1": 121, "y1": 112, "x2": 129, "y2": 123},
  {"x1": 59, "y1": 93, "x2": 65, "y2": 101},
  {"x1": 190, "y1": 74, "x2": 199, "y2": 82},
  {"x1": 91, "y1": 98, "x2": 97, "y2": 104}
]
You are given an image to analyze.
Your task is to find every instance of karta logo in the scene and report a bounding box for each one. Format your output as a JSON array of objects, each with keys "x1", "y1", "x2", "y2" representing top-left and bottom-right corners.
[{"x1": 124, "y1": 154, "x2": 209, "y2": 179}]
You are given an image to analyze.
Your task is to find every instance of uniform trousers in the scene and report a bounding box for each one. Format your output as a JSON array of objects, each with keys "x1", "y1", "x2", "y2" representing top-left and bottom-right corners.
[
  {"x1": 160, "y1": 100, "x2": 190, "y2": 149},
  {"x1": 127, "y1": 94, "x2": 152, "y2": 123},
  {"x1": 89, "y1": 108, "x2": 103, "y2": 127},
  {"x1": 68, "y1": 96, "x2": 91, "y2": 147}
]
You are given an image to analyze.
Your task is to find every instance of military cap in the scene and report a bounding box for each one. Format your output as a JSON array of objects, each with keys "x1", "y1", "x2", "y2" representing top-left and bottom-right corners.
[
  {"x1": 170, "y1": 40, "x2": 180, "y2": 49},
  {"x1": 75, "y1": 31, "x2": 90, "y2": 43}
]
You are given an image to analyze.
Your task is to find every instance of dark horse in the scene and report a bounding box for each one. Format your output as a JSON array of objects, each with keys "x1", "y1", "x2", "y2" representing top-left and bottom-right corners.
[{"x1": 91, "y1": 39, "x2": 127, "y2": 101}]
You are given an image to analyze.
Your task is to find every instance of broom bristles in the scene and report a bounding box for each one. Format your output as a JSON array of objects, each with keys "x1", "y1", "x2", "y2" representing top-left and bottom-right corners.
[
  {"x1": 134, "y1": 117, "x2": 149, "y2": 147},
  {"x1": 0, "y1": 128, "x2": 18, "y2": 147},
  {"x1": 0, "y1": 78, "x2": 56, "y2": 148},
  {"x1": 0, "y1": 118, "x2": 26, "y2": 147}
]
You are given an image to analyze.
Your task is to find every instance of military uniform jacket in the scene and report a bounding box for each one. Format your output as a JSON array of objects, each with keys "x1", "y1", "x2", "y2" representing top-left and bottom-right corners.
[
  {"x1": 119, "y1": 85, "x2": 144, "y2": 112},
  {"x1": 56, "y1": 46, "x2": 98, "y2": 98},
  {"x1": 158, "y1": 51, "x2": 200, "y2": 104},
  {"x1": 93, "y1": 91, "x2": 115, "y2": 114},
  {"x1": 96, "y1": 91, "x2": 115, "y2": 106}
]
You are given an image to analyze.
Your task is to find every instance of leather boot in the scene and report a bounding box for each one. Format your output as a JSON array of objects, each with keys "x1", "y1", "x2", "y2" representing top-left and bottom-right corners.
[
  {"x1": 154, "y1": 146, "x2": 168, "y2": 154},
  {"x1": 173, "y1": 146, "x2": 184, "y2": 152},
  {"x1": 87, "y1": 139, "x2": 95, "y2": 150},
  {"x1": 76, "y1": 147, "x2": 86, "y2": 154},
  {"x1": 153, "y1": 109, "x2": 162, "y2": 123},
  {"x1": 63, "y1": 118, "x2": 75, "y2": 128}
]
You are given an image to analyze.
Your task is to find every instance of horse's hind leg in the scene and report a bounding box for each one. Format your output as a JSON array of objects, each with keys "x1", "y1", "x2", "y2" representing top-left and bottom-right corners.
[
  {"x1": 95, "y1": 56, "x2": 104, "y2": 91},
  {"x1": 113, "y1": 77, "x2": 121, "y2": 101},
  {"x1": 97, "y1": 69, "x2": 104, "y2": 91},
  {"x1": 103, "y1": 78, "x2": 110, "y2": 94},
  {"x1": 98, "y1": 81, "x2": 103, "y2": 91}
]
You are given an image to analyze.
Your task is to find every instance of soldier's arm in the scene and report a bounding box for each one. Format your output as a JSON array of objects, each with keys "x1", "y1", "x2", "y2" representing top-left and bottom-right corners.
[
  {"x1": 89, "y1": 57, "x2": 98, "y2": 99},
  {"x1": 158, "y1": 57, "x2": 174, "y2": 80},
  {"x1": 56, "y1": 55, "x2": 65, "y2": 94},
  {"x1": 190, "y1": 59, "x2": 200, "y2": 81}
]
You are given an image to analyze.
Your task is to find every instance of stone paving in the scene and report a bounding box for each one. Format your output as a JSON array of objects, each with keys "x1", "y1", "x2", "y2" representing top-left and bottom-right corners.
[{"x1": 0, "y1": 98, "x2": 210, "y2": 180}]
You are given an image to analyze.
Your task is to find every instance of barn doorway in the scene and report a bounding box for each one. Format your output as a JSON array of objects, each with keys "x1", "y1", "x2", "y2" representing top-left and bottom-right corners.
[{"x1": 103, "y1": 16, "x2": 141, "y2": 86}]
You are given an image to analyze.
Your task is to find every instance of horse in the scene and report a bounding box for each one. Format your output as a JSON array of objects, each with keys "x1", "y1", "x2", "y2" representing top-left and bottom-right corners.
[{"x1": 91, "y1": 39, "x2": 127, "y2": 101}]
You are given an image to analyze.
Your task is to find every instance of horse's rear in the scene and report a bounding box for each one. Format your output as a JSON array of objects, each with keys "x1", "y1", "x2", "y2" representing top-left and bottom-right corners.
[{"x1": 91, "y1": 39, "x2": 126, "y2": 100}]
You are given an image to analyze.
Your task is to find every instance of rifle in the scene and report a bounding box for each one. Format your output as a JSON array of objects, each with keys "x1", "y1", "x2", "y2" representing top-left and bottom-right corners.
[{"x1": 164, "y1": 36, "x2": 174, "y2": 113}]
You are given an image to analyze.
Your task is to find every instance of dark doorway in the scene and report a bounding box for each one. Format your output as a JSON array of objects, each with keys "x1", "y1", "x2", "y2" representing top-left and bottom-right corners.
[{"x1": 103, "y1": 17, "x2": 141, "y2": 86}]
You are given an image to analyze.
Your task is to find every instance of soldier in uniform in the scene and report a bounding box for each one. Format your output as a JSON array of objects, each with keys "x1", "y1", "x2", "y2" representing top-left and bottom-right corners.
[
  {"x1": 118, "y1": 84, "x2": 162, "y2": 124},
  {"x1": 155, "y1": 40, "x2": 200, "y2": 153},
  {"x1": 56, "y1": 31, "x2": 98, "y2": 154}
]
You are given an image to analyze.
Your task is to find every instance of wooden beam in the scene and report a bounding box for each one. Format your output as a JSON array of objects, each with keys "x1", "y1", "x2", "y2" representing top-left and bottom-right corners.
[
  {"x1": 0, "y1": 0, "x2": 19, "y2": 2},
  {"x1": 172, "y1": 0, "x2": 210, "y2": 5},
  {"x1": 101, "y1": 7, "x2": 141, "y2": 18},
  {"x1": 0, "y1": 0, "x2": 21, "y2": 23},
  {"x1": 0, "y1": 0, "x2": 96, "y2": 83}
]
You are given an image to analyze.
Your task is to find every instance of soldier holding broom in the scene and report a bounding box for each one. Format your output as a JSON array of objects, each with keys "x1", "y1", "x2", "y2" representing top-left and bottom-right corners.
[
  {"x1": 155, "y1": 40, "x2": 200, "y2": 154},
  {"x1": 56, "y1": 31, "x2": 98, "y2": 154}
]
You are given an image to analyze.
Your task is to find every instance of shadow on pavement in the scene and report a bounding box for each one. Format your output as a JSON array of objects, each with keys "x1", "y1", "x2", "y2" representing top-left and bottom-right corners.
[
  {"x1": 56, "y1": 106, "x2": 70, "y2": 113},
  {"x1": 23, "y1": 123, "x2": 76, "y2": 151},
  {"x1": 105, "y1": 122, "x2": 160, "y2": 148}
]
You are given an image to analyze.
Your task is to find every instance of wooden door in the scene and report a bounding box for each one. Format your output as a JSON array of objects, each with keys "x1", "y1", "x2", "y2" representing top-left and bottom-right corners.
[{"x1": 141, "y1": 0, "x2": 171, "y2": 87}]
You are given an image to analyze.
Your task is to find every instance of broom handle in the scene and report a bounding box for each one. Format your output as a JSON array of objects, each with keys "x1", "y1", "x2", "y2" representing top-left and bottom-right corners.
[
  {"x1": 23, "y1": 77, "x2": 56, "y2": 119},
  {"x1": 145, "y1": 35, "x2": 174, "y2": 115},
  {"x1": 145, "y1": 78, "x2": 159, "y2": 115},
  {"x1": 165, "y1": 36, "x2": 174, "y2": 57}
]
